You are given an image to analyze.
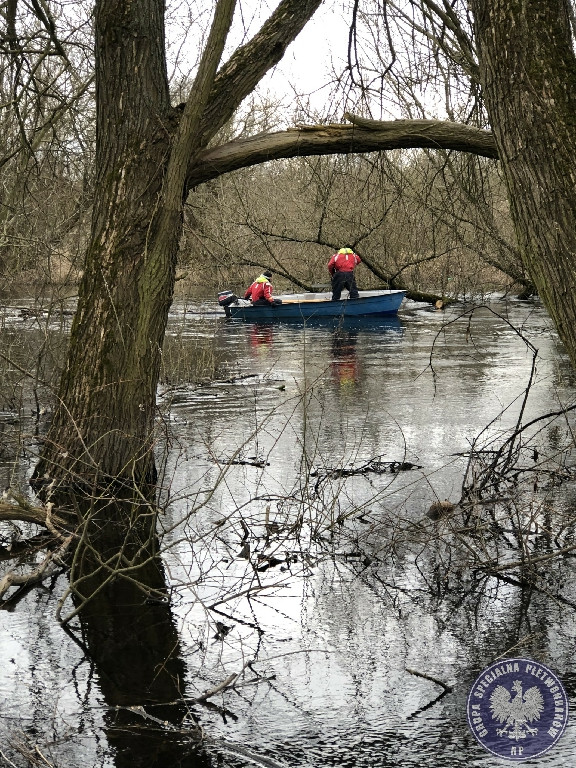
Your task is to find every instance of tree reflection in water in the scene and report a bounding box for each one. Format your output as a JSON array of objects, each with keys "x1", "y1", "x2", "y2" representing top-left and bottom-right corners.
[{"x1": 65, "y1": 498, "x2": 211, "y2": 768}]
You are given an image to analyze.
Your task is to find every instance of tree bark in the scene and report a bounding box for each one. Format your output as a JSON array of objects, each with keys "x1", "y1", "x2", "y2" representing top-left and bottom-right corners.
[
  {"x1": 469, "y1": 0, "x2": 576, "y2": 365},
  {"x1": 32, "y1": 0, "x2": 324, "y2": 498},
  {"x1": 32, "y1": 0, "x2": 174, "y2": 496},
  {"x1": 186, "y1": 118, "x2": 497, "y2": 188}
]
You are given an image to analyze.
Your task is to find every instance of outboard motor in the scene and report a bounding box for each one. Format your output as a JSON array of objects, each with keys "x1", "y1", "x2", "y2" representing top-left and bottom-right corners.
[{"x1": 217, "y1": 290, "x2": 238, "y2": 307}]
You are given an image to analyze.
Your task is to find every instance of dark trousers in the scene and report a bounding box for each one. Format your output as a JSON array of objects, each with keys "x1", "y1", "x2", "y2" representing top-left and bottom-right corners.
[
  {"x1": 253, "y1": 298, "x2": 282, "y2": 306},
  {"x1": 331, "y1": 271, "x2": 359, "y2": 300}
]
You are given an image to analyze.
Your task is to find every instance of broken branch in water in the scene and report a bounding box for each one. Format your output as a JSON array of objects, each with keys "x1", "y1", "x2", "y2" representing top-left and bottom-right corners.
[
  {"x1": 192, "y1": 657, "x2": 259, "y2": 703},
  {"x1": 405, "y1": 667, "x2": 453, "y2": 693},
  {"x1": 311, "y1": 456, "x2": 422, "y2": 479},
  {"x1": 193, "y1": 673, "x2": 239, "y2": 703},
  {"x1": 0, "y1": 532, "x2": 75, "y2": 603},
  {"x1": 0, "y1": 498, "x2": 69, "y2": 531}
]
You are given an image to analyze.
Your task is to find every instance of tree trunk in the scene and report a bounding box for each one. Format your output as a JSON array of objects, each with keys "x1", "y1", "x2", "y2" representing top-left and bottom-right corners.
[
  {"x1": 31, "y1": 0, "x2": 324, "y2": 500},
  {"x1": 469, "y1": 0, "x2": 576, "y2": 365},
  {"x1": 31, "y1": 0, "x2": 176, "y2": 495}
]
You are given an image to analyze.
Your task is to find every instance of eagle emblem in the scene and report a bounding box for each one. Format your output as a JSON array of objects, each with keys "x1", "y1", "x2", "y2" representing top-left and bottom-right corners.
[{"x1": 490, "y1": 680, "x2": 544, "y2": 741}]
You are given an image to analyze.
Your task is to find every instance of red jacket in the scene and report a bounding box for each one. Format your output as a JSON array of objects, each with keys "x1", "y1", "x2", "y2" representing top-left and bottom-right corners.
[
  {"x1": 244, "y1": 277, "x2": 274, "y2": 303},
  {"x1": 328, "y1": 251, "x2": 361, "y2": 275}
]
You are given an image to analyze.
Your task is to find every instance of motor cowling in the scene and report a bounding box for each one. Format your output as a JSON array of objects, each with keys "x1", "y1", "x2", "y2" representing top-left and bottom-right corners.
[{"x1": 217, "y1": 290, "x2": 238, "y2": 307}]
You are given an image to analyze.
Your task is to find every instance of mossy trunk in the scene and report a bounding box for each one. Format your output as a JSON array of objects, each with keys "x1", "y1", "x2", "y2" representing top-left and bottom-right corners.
[
  {"x1": 470, "y1": 0, "x2": 576, "y2": 364},
  {"x1": 32, "y1": 0, "x2": 178, "y2": 496},
  {"x1": 30, "y1": 0, "x2": 324, "y2": 500}
]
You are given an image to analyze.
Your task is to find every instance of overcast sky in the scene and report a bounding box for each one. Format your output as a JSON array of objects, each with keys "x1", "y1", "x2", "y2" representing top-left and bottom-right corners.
[
  {"x1": 269, "y1": 3, "x2": 350, "y2": 111},
  {"x1": 166, "y1": 1, "x2": 354, "y2": 122}
]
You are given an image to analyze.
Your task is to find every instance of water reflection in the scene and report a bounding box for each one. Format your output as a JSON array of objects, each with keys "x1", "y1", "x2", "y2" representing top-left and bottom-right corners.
[
  {"x1": 331, "y1": 328, "x2": 360, "y2": 389},
  {"x1": 248, "y1": 322, "x2": 275, "y2": 356},
  {"x1": 68, "y1": 499, "x2": 210, "y2": 768},
  {"x1": 2, "y1": 300, "x2": 576, "y2": 767}
]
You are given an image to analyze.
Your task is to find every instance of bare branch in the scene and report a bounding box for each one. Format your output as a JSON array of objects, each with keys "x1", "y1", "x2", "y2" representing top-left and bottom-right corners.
[
  {"x1": 0, "y1": 532, "x2": 74, "y2": 601},
  {"x1": 196, "y1": 0, "x2": 323, "y2": 149},
  {"x1": 0, "y1": 500, "x2": 69, "y2": 529},
  {"x1": 164, "y1": 0, "x2": 236, "y2": 208}
]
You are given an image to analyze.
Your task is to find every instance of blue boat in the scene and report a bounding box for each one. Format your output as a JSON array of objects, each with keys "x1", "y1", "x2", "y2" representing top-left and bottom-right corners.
[{"x1": 221, "y1": 289, "x2": 405, "y2": 320}]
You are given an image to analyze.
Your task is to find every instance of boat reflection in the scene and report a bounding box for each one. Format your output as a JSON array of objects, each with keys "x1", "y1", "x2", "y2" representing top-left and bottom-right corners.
[
  {"x1": 244, "y1": 314, "x2": 403, "y2": 333},
  {"x1": 249, "y1": 322, "x2": 275, "y2": 347},
  {"x1": 242, "y1": 316, "x2": 403, "y2": 388}
]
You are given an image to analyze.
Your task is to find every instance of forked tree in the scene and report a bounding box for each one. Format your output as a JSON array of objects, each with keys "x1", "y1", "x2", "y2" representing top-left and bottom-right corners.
[
  {"x1": 18, "y1": 0, "x2": 576, "y2": 506},
  {"x1": 30, "y1": 0, "x2": 498, "y2": 500}
]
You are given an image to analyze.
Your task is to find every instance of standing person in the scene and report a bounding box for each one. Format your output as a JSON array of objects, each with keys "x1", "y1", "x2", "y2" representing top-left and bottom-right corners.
[
  {"x1": 244, "y1": 270, "x2": 282, "y2": 306},
  {"x1": 328, "y1": 248, "x2": 362, "y2": 301}
]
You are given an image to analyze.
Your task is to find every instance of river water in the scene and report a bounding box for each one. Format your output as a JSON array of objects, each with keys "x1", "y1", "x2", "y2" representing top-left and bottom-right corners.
[{"x1": 1, "y1": 297, "x2": 576, "y2": 767}]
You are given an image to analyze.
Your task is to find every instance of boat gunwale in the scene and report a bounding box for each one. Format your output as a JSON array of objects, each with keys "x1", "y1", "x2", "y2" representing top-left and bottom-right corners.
[{"x1": 272, "y1": 289, "x2": 405, "y2": 305}]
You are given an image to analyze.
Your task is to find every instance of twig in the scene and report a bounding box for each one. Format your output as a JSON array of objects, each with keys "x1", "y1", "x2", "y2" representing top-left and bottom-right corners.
[
  {"x1": 193, "y1": 673, "x2": 239, "y2": 703},
  {"x1": 206, "y1": 737, "x2": 290, "y2": 768},
  {"x1": 405, "y1": 667, "x2": 452, "y2": 692},
  {"x1": 193, "y1": 657, "x2": 256, "y2": 703},
  {"x1": 494, "y1": 633, "x2": 541, "y2": 659},
  {"x1": 0, "y1": 748, "x2": 20, "y2": 768},
  {"x1": 34, "y1": 746, "x2": 54, "y2": 768}
]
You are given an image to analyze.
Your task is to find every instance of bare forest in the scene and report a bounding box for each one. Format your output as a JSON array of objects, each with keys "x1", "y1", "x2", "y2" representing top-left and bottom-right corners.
[{"x1": 1, "y1": 1, "x2": 576, "y2": 766}]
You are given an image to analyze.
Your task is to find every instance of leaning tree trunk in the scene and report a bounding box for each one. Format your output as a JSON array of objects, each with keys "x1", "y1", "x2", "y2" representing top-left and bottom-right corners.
[{"x1": 469, "y1": 0, "x2": 576, "y2": 366}]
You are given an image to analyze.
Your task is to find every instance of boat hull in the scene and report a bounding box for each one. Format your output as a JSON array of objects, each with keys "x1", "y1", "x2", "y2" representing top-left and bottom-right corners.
[{"x1": 224, "y1": 290, "x2": 405, "y2": 320}]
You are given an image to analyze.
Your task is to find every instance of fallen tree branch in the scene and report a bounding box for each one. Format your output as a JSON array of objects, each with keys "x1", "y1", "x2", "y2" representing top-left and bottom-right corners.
[
  {"x1": 0, "y1": 532, "x2": 74, "y2": 602},
  {"x1": 193, "y1": 673, "x2": 239, "y2": 703},
  {"x1": 0, "y1": 499, "x2": 69, "y2": 530},
  {"x1": 311, "y1": 457, "x2": 422, "y2": 479},
  {"x1": 406, "y1": 667, "x2": 453, "y2": 692},
  {"x1": 193, "y1": 656, "x2": 257, "y2": 703}
]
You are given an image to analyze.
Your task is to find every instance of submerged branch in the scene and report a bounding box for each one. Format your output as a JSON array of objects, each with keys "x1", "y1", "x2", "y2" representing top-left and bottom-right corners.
[
  {"x1": 311, "y1": 457, "x2": 422, "y2": 479},
  {"x1": 406, "y1": 667, "x2": 453, "y2": 692},
  {"x1": 0, "y1": 532, "x2": 74, "y2": 603},
  {"x1": 193, "y1": 673, "x2": 240, "y2": 703}
]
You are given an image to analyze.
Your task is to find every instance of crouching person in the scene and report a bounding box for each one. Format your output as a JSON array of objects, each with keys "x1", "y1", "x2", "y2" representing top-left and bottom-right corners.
[{"x1": 244, "y1": 270, "x2": 282, "y2": 306}]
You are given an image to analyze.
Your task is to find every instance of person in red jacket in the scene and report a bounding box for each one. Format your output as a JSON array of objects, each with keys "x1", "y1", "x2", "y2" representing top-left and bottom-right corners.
[
  {"x1": 244, "y1": 270, "x2": 282, "y2": 306},
  {"x1": 328, "y1": 248, "x2": 362, "y2": 301}
]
